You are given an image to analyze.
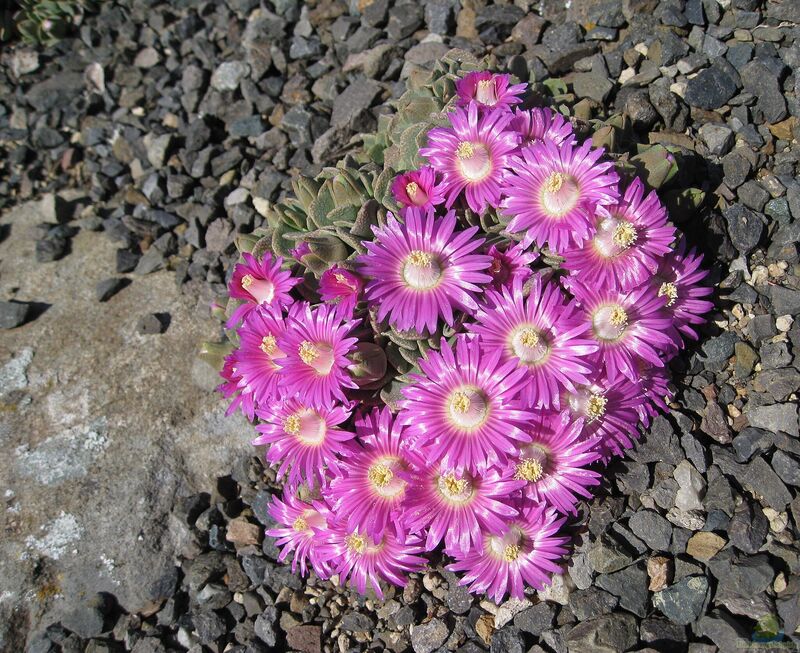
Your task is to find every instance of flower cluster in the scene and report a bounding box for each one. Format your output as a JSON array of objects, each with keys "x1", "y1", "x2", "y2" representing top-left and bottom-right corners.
[{"x1": 219, "y1": 71, "x2": 713, "y2": 602}]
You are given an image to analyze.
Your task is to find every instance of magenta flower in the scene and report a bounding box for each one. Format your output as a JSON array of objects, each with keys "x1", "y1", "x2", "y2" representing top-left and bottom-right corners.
[
  {"x1": 420, "y1": 103, "x2": 519, "y2": 213},
  {"x1": 319, "y1": 265, "x2": 363, "y2": 319},
  {"x1": 562, "y1": 378, "x2": 645, "y2": 460},
  {"x1": 253, "y1": 396, "x2": 356, "y2": 489},
  {"x1": 218, "y1": 352, "x2": 256, "y2": 421},
  {"x1": 563, "y1": 178, "x2": 676, "y2": 290},
  {"x1": 502, "y1": 140, "x2": 619, "y2": 252},
  {"x1": 235, "y1": 305, "x2": 288, "y2": 406},
  {"x1": 291, "y1": 241, "x2": 311, "y2": 261},
  {"x1": 636, "y1": 362, "x2": 673, "y2": 426},
  {"x1": 653, "y1": 238, "x2": 714, "y2": 342},
  {"x1": 447, "y1": 503, "x2": 570, "y2": 602},
  {"x1": 326, "y1": 408, "x2": 420, "y2": 540},
  {"x1": 568, "y1": 280, "x2": 680, "y2": 383},
  {"x1": 455, "y1": 71, "x2": 526, "y2": 111},
  {"x1": 317, "y1": 524, "x2": 427, "y2": 599},
  {"x1": 403, "y1": 464, "x2": 523, "y2": 555},
  {"x1": 485, "y1": 242, "x2": 537, "y2": 292},
  {"x1": 358, "y1": 209, "x2": 492, "y2": 334},
  {"x1": 400, "y1": 335, "x2": 534, "y2": 473},
  {"x1": 266, "y1": 491, "x2": 333, "y2": 578},
  {"x1": 468, "y1": 276, "x2": 598, "y2": 409},
  {"x1": 505, "y1": 413, "x2": 601, "y2": 515},
  {"x1": 510, "y1": 107, "x2": 575, "y2": 149},
  {"x1": 391, "y1": 166, "x2": 445, "y2": 211},
  {"x1": 227, "y1": 252, "x2": 300, "y2": 328},
  {"x1": 277, "y1": 302, "x2": 359, "y2": 407}
]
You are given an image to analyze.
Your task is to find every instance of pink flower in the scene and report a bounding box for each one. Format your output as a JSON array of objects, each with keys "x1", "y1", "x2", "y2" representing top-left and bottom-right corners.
[
  {"x1": 400, "y1": 335, "x2": 534, "y2": 473},
  {"x1": 510, "y1": 107, "x2": 575, "y2": 149},
  {"x1": 456, "y1": 71, "x2": 526, "y2": 111},
  {"x1": 227, "y1": 252, "x2": 300, "y2": 328},
  {"x1": 235, "y1": 305, "x2": 288, "y2": 406},
  {"x1": 420, "y1": 103, "x2": 519, "y2": 213},
  {"x1": 319, "y1": 265, "x2": 363, "y2": 319},
  {"x1": 218, "y1": 352, "x2": 256, "y2": 421},
  {"x1": 266, "y1": 490, "x2": 333, "y2": 578},
  {"x1": 502, "y1": 140, "x2": 619, "y2": 252},
  {"x1": 485, "y1": 242, "x2": 537, "y2": 292},
  {"x1": 391, "y1": 166, "x2": 445, "y2": 211},
  {"x1": 358, "y1": 209, "x2": 492, "y2": 334},
  {"x1": 447, "y1": 503, "x2": 570, "y2": 602}
]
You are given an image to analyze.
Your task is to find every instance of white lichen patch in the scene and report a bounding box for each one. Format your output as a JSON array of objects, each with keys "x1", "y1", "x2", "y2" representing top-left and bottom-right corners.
[
  {"x1": 0, "y1": 348, "x2": 34, "y2": 397},
  {"x1": 15, "y1": 418, "x2": 109, "y2": 485},
  {"x1": 24, "y1": 512, "x2": 82, "y2": 560},
  {"x1": 100, "y1": 554, "x2": 120, "y2": 586}
]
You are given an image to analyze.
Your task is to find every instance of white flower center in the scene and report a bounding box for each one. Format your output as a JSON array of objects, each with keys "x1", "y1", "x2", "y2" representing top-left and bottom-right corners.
[
  {"x1": 659, "y1": 281, "x2": 678, "y2": 307},
  {"x1": 283, "y1": 409, "x2": 326, "y2": 445},
  {"x1": 456, "y1": 140, "x2": 492, "y2": 182},
  {"x1": 448, "y1": 386, "x2": 489, "y2": 430},
  {"x1": 510, "y1": 326, "x2": 549, "y2": 365},
  {"x1": 515, "y1": 444, "x2": 548, "y2": 483},
  {"x1": 592, "y1": 304, "x2": 628, "y2": 341},
  {"x1": 241, "y1": 273, "x2": 275, "y2": 304},
  {"x1": 346, "y1": 532, "x2": 366, "y2": 555},
  {"x1": 402, "y1": 250, "x2": 442, "y2": 290},
  {"x1": 437, "y1": 472, "x2": 474, "y2": 504},
  {"x1": 475, "y1": 78, "x2": 499, "y2": 106},
  {"x1": 298, "y1": 340, "x2": 335, "y2": 374},
  {"x1": 593, "y1": 215, "x2": 638, "y2": 258},
  {"x1": 586, "y1": 393, "x2": 607, "y2": 421},
  {"x1": 541, "y1": 172, "x2": 580, "y2": 217}
]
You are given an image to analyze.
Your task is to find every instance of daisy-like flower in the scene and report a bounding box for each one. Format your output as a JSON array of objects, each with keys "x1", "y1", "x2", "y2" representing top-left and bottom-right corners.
[
  {"x1": 319, "y1": 265, "x2": 363, "y2": 319},
  {"x1": 562, "y1": 377, "x2": 645, "y2": 460},
  {"x1": 455, "y1": 71, "x2": 526, "y2": 111},
  {"x1": 653, "y1": 238, "x2": 714, "y2": 342},
  {"x1": 391, "y1": 166, "x2": 445, "y2": 211},
  {"x1": 358, "y1": 209, "x2": 492, "y2": 334},
  {"x1": 400, "y1": 335, "x2": 533, "y2": 473},
  {"x1": 317, "y1": 524, "x2": 427, "y2": 599},
  {"x1": 277, "y1": 302, "x2": 359, "y2": 407},
  {"x1": 563, "y1": 178, "x2": 676, "y2": 290},
  {"x1": 505, "y1": 413, "x2": 601, "y2": 515},
  {"x1": 502, "y1": 140, "x2": 619, "y2": 252},
  {"x1": 447, "y1": 503, "x2": 570, "y2": 602},
  {"x1": 636, "y1": 363, "x2": 673, "y2": 426},
  {"x1": 485, "y1": 242, "x2": 537, "y2": 292},
  {"x1": 568, "y1": 280, "x2": 680, "y2": 383},
  {"x1": 326, "y1": 408, "x2": 420, "y2": 540},
  {"x1": 235, "y1": 305, "x2": 288, "y2": 405},
  {"x1": 510, "y1": 107, "x2": 575, "y2": 149},
  {"x1": 468, "y1": 276, "x2": 598, "y2": 409},
  {"x1": 420, "y1": 102, "x2": 519, "y2": 213},
  {"x1": 402, "y1": 464, "x2": 523, "y2": 555},
  {"x1": 218, "y1": 352, "x2": 256, "y2": 421},
  {"x1": 266, "y1": 491, "x2": 332, "y2": 578},
  {"x1": 253, "y1": 396, "x2": 355, "y2": 489},
  {"x1": 227, "y1": 252, "x2": 300, "y2": 328}
]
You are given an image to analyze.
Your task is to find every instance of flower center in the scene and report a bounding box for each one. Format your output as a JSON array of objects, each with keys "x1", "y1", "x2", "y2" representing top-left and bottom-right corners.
[
  {"x1": 456, "y1": 141, "x2": 492, "y2": 182},
  {"x1": 241, "y1": 273, "x2": 275, "y2": 304},
  {"x1": 346, "y1": 533, "x2": 366, "y2": 555},
  {"x1": 659, "y1": 281, "x2": 678, "y2": 307},
  {"x1": 403, "y1": 250, "x2": 442, "y2": 291},
  {"x1": 437, "y1": 472, "x2": 473, "y2": 503},
  {"x1": 283, "y1": 409, "x2": 327, "y2": 445},
  {"x1": 334, "y1": 272, "x2": 347, "y2": 284},
  {"x1": 260, "y1": 335, "x2": 277, "y2": 355},
  {"x1": 298, "y1": 340, "x2": 335, "y2": 374},
  {"x1": 592, "y1": 304, "x2": 628, "y2": 341},
  {"x1": 586, "y1": 393, "x2": 607, "y2": 421},
  {"x1": 368, "y1": 463, "x2": 393, "y2": 489},
  {"x1": 475, "y1": 78, "x2": 499, "y2": 106},
  {"x1": 293, "y1": 516, "x2": 308, "y2": 532},
  {"x1": 448, "y1": 386, "x2": 489, "y2": 430},
  {"x1": 406, "y1": 181, "x2": 418, "y2": 197},
  {"x1": 613, "y1": 222, "x2": 637, "y2": 249},
  {"x1": 541, "y1": 172, "x2": 580, "y2": 218},
  {"x1": 515, "y1": 458, "x2": 543, "y2": 483},
  {"x1": 504, "y1": 544, "x2": 520, "y2": 562},
  {"x1": 511, "y1": 326, "x2": 549, "y2": 365}
]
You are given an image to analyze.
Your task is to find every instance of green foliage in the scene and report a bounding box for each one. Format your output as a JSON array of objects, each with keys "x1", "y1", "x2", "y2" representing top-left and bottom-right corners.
[{"x1": 4, "y1": 0, "x2": 95, "y2": 46}]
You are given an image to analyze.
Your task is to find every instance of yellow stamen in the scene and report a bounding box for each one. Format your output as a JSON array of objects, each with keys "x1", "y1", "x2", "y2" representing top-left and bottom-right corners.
[
  {"x1": 612, "y1": 222, "x2": 637, "y2": 249},
  {"x1": 283, "y1": 414, "x2": 301, "y2": 434},
  {"x1": 609, "y1": 306, "x2": 628, "y2": 327},
  {"x1": 544, "y1": 172, "x2": 565, "y2": 194},
  {"x1": 406, "y1": 181, "x2": 419, "y2": 197},
  {"x1": 345, "y1": 533, "x2": 366, "y2": 555},
  {"x1": 456, "y1": 141, "x2": 474, "y2": 159},
  {"x1": 477, "y1": 79, "x2": 492, "y2": 90},
  {"x1": 587, "y1": 393, "x2": 607, "y2": 420},
  {"x1": 368, "y1": 463, "x2": 394, "y2": 489},
  {"x1": 241, "y1": 273, "x2": 255, "y2": 289},
  {"x1": 503, "y1": 544, "x2": 520, "y2": 562},
  {"x1": 334, "y1": 272, "x2": 347, "y2": 284},
  {"x1": 299, "y1": 340, "x2": 319, "y2": 364},
  {"x1": 407, "y1": 250, "x2": 432, "y2": 267},
  {"x1": 519, "y1": 328, "x2": 539, "y2": 348},
  {"x1": 442, "y1": 473, "x2": 468, "y2": 496},
  {"x1": 260, "y1": 334, "x2": 277, "y2": 355},
  {"x1": 515, "y1": 458, "x2": 544, "y2": 483},
  {"x1": 293, "y1": 516, "x2": 308, "y2": 531},
  {"x1": 451, "y1": 391, "x2": 471, "y2": 414},
  {"x1": 659, "y1": 281, "x2": 678, "y2": 307}
]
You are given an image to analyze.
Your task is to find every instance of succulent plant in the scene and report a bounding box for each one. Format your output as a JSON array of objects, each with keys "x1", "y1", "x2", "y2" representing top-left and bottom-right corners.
[{"x1": 11, "y1": 0, "x2": 95, "y2": 45}]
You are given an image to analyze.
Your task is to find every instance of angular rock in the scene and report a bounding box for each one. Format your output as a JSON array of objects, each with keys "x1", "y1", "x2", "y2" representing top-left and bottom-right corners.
[
  {"x1": 746, "y1": 403, "x2": 799, "y2": 437},
  {"x1": 595, "y1": 561, "x2": 649, "y2": 617},
  {"x1": 0, "y1": 300, "x2": 32, "y2": 329},
  {"x1": 331, "y1": 80, "x2": 382, "y2": 129},
  {"x1": 684, "y1": 65, "x2": 739, "y2": 109},
  {"x1": 628, "y1": 511, "x2": 672, "y2": 551},
  {"x1": 566, "y1": 613, "x2": 638, "y2": 653},
  {"x1": 686, "y1": 532, "x2": 726, "y2": 561},
  {"x1": 411, "y1": 618, "x2": 449, "y2": 653},
  {"x1": 724, "y1": 204, "x2": 763, "y2": 254},
  {"x1": 211, "y1": 61, "x2": 249, "y2": 92},
  {"x1": 95, "y1": 278, "x2": 128, "y2": 303},
  {"x1": 653, "y1": 575, "x2": 709, "y2": 624}
]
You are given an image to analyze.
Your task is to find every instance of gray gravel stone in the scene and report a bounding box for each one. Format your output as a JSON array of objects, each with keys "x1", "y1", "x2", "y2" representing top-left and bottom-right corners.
[
  {"x1": 565, "y1": 613, "x2": 638, "y2": 653},
  {"x1": 653, "y1": 575, "x2": 710, "y2": 624},
  {"x1": 595, "y1": 561, "x2": 649, "y2": 617},
  {"x1": 411, "y1": 618, "x2": 449, "y2": 653},
  {"x1": 211, "y1": 61, "x2": 249, "y2": 91},
  {"x1": 772, "y1": 451, "x2": 800, "y2": 487},
  {"x1": 628, "y1": 510, "x2": 673, "y2": 551},
  {"x1": 684, "y1": 65, "x2": 739, "y2": 109},
  {"x1": 331, "y1": 80, "x2": 382, "y2": 129},
  {"x1": 0, "y1": 301, "x2": 32, "y2": 329},
  {"x1": 724, "y1": 204, "x2": 763, "y2": 254}
]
